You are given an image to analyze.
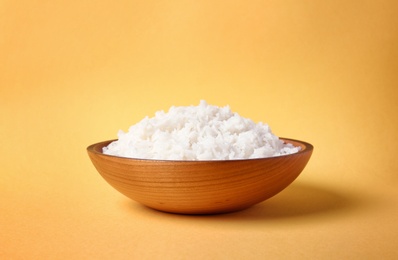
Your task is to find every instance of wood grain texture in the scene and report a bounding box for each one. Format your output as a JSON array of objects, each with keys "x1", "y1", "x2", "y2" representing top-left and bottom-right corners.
[{"x1": 87, "y1": 138, "x2": 313, "y2": 214}]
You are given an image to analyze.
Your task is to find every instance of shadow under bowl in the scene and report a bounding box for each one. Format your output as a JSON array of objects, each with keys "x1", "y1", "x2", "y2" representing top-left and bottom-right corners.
[{"x1": 87, "y1": 138, "x2": 313, "y2": 214}]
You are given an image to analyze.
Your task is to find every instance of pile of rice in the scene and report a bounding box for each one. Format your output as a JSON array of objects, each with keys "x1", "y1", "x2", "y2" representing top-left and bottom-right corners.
[{"x1": 103, "y1": 100, "x2": 300, "y2": 160}]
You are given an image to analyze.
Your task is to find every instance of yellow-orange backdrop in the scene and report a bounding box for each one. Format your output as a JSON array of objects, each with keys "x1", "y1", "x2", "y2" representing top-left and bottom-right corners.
[{"x1": 1, "y1": 1, "x2": 397, "y2": 259}]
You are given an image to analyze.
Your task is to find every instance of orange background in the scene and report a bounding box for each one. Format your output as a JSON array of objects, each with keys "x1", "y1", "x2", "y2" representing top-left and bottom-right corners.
[{"x1": 1, "y1": 1, "x2": 397, "y2": 259}]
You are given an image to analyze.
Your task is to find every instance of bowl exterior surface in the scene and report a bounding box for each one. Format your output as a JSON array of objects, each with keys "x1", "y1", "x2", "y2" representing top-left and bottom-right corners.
[{"x1": 87, "y1": 138, "x2": 313, "y2": 214}]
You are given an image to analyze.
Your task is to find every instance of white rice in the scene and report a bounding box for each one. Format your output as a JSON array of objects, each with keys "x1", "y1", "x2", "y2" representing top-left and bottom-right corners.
[{"x1": 103, "y1": 100, "x2": 300, "y2": 160}]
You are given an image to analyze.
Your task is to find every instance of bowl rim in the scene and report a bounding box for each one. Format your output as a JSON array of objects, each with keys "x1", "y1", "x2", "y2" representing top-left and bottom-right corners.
[{"x1": 87, "y1": 138, "x2": 313, "y2": 163}]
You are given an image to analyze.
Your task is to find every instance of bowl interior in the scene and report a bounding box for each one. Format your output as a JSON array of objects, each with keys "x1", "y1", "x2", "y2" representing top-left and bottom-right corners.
[{"x1": 88, "y1": 138, "x2": 312, "y2": 161}]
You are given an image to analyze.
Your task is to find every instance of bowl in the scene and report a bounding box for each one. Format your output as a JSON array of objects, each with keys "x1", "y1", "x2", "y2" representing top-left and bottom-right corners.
[{"x1": 87, "y1": 138, "x2": 313, "y2": 214}]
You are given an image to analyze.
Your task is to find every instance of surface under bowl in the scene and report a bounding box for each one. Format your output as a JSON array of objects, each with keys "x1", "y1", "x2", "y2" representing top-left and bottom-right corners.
[{"x1": 87, "y1": 138, "x2": 313, "y2": 214}]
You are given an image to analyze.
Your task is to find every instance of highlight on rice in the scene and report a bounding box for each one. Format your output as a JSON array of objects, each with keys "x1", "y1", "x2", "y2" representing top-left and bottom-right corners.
[{"x1": 103, "y1": 100, "x2": 300, "y2": 160}]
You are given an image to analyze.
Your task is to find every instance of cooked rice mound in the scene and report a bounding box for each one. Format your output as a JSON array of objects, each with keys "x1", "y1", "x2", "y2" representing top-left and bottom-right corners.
[{"x1": 103, "y1": 100, "x2": 300, "y2": 160}]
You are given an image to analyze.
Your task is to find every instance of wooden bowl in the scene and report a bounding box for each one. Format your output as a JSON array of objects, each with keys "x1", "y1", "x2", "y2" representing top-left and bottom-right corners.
[{"x1": 87, "y1": 138, "x2": 313, "y2": 214}]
